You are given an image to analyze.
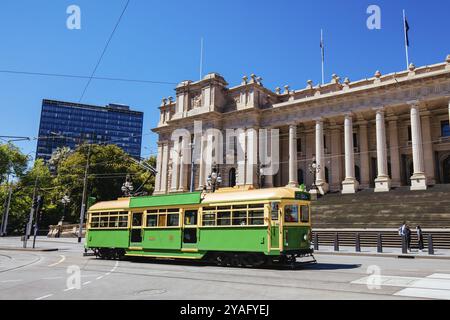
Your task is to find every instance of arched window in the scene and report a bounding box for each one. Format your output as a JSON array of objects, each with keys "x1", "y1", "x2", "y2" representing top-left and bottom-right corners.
[{"x1": 229, "y1": 168, "x2": 236, "y2": 187}]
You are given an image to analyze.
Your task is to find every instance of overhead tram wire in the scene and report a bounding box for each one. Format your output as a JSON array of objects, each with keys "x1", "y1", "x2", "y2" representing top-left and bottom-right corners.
[
  {"x1": 79, "y1": 0, "x2": 131, "y2": 103},
  {"x1": 0, "y1": 70, "x2": 176, "y2": 86}
]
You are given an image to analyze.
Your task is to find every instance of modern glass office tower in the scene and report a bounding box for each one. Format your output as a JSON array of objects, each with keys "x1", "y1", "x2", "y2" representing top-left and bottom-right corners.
[{"x1": 36, "y1": 99, "x2": 144, "y2": 161}]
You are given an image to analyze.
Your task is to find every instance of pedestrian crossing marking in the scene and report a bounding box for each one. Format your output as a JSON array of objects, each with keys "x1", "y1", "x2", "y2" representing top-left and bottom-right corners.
[{"x1": 352, "y1": 273, "x2": 450, "y2": 300}]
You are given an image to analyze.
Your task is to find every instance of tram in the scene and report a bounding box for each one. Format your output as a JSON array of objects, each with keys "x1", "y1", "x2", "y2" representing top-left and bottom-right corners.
[{"x1": 85, "y1": 187, "x2": 315, "y2": 267}]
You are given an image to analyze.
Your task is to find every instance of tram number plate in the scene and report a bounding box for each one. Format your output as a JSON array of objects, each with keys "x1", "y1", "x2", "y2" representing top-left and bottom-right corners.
[{"x1": 295, "y1": 192, "x2": 311, "y2": 201}]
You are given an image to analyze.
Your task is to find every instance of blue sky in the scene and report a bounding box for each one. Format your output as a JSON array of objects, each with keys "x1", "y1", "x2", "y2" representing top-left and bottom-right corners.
[{"x1": 0, "y1": 0, "x2": 449, "y2": 161}]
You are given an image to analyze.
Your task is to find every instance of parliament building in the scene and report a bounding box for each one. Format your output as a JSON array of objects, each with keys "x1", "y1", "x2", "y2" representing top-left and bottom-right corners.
[{"x1": 152, "y1": 56, "x2": 450, "y2": 197}]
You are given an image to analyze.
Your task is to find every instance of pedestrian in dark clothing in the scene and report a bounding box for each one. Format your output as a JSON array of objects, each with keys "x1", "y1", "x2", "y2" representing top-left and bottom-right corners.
[
  {"x1": 416, "y1": 225, "x2": 424, "y2": 252},
  {"x1": 405, "y1": 225, "x2": 412, "y2": 252}
]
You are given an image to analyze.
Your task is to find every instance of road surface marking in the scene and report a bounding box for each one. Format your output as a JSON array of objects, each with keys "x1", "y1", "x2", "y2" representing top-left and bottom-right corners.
[
  {"x1": 394, "y1": 288, "x2": 450, "y2": 300},
  {"x1": 64, "y1": 287, "x2": 75, "y2": 292},
  {"x1": 48, "y1": 255, "x2": 66, "y2": 267},
  {"x1": 96, "y1": 276, "x2": 104, "y2": 280},
  {"x1": 110, "y1": 261, "x2": 119, "y2": 272},
  {"x1": 42, "y1": 277, "x2": 63, "y2": 280},
  {"x1": 352, "y1": 273, "x2": 450, "y2": 300},
  {"x1": 1, "y1": 279, "x2": 22, "y2": 283},
  {"x1": 35, "y1": 294, "x2": 53, "y2": 300},
  {"x1": 83, "y1": 281, "x2": 92, "y2": 285}
]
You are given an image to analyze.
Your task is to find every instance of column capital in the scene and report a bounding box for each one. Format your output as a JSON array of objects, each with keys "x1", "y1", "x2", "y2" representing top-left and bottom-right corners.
[
  {"x1": 407, "y1": 100, "x2": 421, "y2": 108},
  {"x1": 373, "y1": 107, "x2": 386, "y2": 115},
  {"x1": 386, "y1": 115, "x2": 399, "y2": 122},
  {"x1": 313, "y1": 117, "x2": 325, "y2": 124}
]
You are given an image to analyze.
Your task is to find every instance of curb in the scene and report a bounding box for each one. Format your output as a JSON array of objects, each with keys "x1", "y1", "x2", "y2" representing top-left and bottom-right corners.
[
  {"x1": 0, "y1": 247, "x2": 59, "y2": 252},
  {"x1": 315, "y1": 251, "x2": 450, "y2": 260}
]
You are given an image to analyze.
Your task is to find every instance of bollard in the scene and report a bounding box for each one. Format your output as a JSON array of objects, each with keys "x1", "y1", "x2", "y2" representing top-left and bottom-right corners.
[
  {"x1": 355, "y1": 233, "x2": 361, "y2": 252},
  {"x1": 377, "y1": 233, "x2": 383, "y2": 253},
  {"x1": 401, "y1": 235, "x2": 407, "y2": 254},
  {"x1": 334, "y1": 233, "x2": 339, "y2": 252},
  {"x1": 314, "y1": 233, "x2": 319, "y2": 251},
  {"x1": 428, "y1": 234, "x2": 434, "y2": 255}
]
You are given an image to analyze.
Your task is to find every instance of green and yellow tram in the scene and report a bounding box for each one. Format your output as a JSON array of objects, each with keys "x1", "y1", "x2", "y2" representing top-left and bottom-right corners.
[{"x1": 85, "y1": 187, "x2": 314, "y2": 266}]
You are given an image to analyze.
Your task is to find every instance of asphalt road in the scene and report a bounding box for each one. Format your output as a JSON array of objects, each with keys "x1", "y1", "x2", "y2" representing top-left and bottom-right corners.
[{"x1": 1, "y1": 238, "x2": 450, "y2": 300}]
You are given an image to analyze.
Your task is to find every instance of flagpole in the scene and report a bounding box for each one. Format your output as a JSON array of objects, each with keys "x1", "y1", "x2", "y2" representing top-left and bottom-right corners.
[
  {"x1": 321, "y1": 29, "x2": 325, "y2": 85},
  {"x1": 403, "y1": 10, "x2": 410, "y2": 69},
  {"x1": 200, "y1": 37, "x2": 204, "y2": 80}
]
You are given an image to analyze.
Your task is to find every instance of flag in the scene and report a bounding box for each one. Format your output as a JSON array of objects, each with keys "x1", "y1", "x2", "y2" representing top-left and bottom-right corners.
[{"x1": 404, "y1": 16, "x2": 410, "y2": 47}]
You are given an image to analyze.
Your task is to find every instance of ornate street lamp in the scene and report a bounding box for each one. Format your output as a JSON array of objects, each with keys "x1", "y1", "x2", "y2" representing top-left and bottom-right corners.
[
  {"x1": 308, "y1": 156, "x2": 321, "y2": 191},
  {"x1": 61, "y1": 195, "x2": 71, "y2": 222},
  {"x1": 207, "y1": 164, "x2": 222, "y2": 193},
  {"x1": 121, "y1": 174, "x2": 134, "y2": 197}
]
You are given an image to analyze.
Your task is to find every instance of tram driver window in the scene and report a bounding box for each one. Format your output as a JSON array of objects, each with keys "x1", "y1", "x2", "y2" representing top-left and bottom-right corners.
[
  {"x1": 284, "y1": 205, "x2": 299, "y2": 223},
  {"x1": 271, "y1": 202, "x2": 279, "y2": 220},
  {"x1": 300, "y1": 205, "x2": 310, "y2": 223}
]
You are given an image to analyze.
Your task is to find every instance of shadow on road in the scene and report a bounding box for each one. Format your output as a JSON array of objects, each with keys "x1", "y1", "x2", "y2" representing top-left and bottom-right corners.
[{"x1": 109, "y1": 256, "x2": 361, "y2": 272}]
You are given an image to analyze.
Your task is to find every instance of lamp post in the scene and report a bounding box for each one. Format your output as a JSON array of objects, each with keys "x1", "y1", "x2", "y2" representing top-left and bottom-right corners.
[
  {"x1": 61, "y1": 195, "x2": 71, "y2": 222},
  {"x1": 206, "y1": 164, "x2": 222, "y2": 193},
  {"x1": 121, "y1": 174, "x2": 134, "y2": 197},
  {"x1": 308, "y1": 156, "x2": 320, "y2": 192}
]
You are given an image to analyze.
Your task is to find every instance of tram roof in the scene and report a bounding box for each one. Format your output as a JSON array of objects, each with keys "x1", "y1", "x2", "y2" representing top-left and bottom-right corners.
[
  {"x1": 89, "y1": 198, "x2": 130, "y2": 211},
  {"x1": 202, "y1": 187, "x2": 303, "y2": 204},
  {"x1": 129, "y1": 192, "x2": 202, "y2": 209}
]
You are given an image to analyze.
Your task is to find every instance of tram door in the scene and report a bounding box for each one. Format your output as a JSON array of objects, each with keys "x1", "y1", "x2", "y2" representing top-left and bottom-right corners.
[
  {"x1": 269, "y1": 202, "x2": 282, "y2": 252},
  {"x1": 182, "y1": 210, "x2": 198, "y2": 250},
  {"x1": 130, "y1": 212, "x2": 144, "y2": 248}
]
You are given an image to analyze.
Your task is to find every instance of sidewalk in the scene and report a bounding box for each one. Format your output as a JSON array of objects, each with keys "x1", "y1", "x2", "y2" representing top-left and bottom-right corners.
[
  {"x1": 315, "y1": 245, "x2": 450, "y2": 260},
  {"x1": 0, "y1": 236, "x2": 85, "y2": 252}
]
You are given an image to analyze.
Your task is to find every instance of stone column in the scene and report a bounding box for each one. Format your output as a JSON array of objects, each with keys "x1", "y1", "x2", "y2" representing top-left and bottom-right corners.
[
  {"x1": 288, "y1": 124, "x2": 298, "y2": 187},
  {"x1": 374, "y1": 109, "x2": 391, "y2": 192},
  {"x1": 246, "y1": 128, "x2": 258, "y2": 186},
  {"x1": 154, "y1": 143, "x2": 163, "y2": 193},
  {"x1": 264, "y1": 128, "x2": 275, "y2": 188},
  {"x1": 198, "y1": 134, "x2": 205, "y2": 190},
  {"x1": 448, "y1": 99, "x2": 450, "y2": 125},
  {"x1": 178, "y1": 136, "x2": 188, "y2": 192},
  {"x1": 237, "y1": 129, "x2": 246, "y2": 186},
  {"x1": 330, "y1": 124, "x2": 343, "y2": 192},
  {"x1": 315, "y1": 119, "x2": 329, "y2": 194},
  {"x1": 160, "y1": 143, "x2": 169, "y2": 194},
  {"x1": 342, "y1": 114, "x2": 359, "y2": 194},
  {"x1": 170, "y1": 140, "x2": 180, "y2": 192},
  {"x1": 388, "y1": 117, "x2": 401, "y2": 187},
  {"x1": 358, "y1": 121, "x2": 370, "y2": 189},
  {"x1": 409, "y1": 103, "x2": 427, "y2": 190},
  {"x1": 421, "y1": 111, "x2": 435, "y2": 185}
]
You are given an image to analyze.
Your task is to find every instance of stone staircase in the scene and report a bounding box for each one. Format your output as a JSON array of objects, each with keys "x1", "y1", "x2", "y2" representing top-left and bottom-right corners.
[
  {"x1": 311, "y1": 185, "x2": 450, "y2": 249},
  {"x1": 311, "y1": 184, "x2": 450, "y2": 229}
]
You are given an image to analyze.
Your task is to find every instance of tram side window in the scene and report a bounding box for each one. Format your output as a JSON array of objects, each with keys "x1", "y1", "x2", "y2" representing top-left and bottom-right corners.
[
  {"x1": 132, "y1": 213, "x2": 143, "y2": 227},
  {"x1": 249, "y1": 211, "x2": 264, "y2": 225},
  {"x1": 146, "y1": 215, "x2": 158, "y2": 227},
  {"x1": 284, "y1": 205, "x2": 299, "y2": 223},
  {"x1": 300, "y1": 205, "x2": 310, "y2": 223},
  {"x1": 202, "y1": 213, "x2": 216, "y2": 226},
  {"x1": 158, "y1": 215, "x2": 167, "y2": 227},
  {"x1": 89, "y1": 212, "x2": 129, "y2": 229},
  {"x1": 217, "y1": 212, "x2": 231, "y2": 226},
  {"x1": 270, "y1": 202, "x2": 279, "y2": 220},
  {"x1": 232, "y1": 211, "x2": 247, "y2": 226},
  {"x1": 167, "y1": 214, "x2": 179, "y2": 227}
]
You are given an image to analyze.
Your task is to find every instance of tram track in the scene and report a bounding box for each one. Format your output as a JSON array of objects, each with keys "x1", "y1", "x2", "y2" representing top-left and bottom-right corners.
[{"x1": 0, "y1": 251, "x2": 43, "y2": 274}]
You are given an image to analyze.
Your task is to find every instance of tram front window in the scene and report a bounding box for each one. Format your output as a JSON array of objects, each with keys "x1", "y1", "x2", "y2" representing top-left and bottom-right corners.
[{"x1": 284, "y1": 205, "x2": 299, "y2": 223}]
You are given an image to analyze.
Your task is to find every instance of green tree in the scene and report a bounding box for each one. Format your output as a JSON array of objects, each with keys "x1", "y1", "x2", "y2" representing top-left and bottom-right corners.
[
  {"x1": 55, "y1": 144, "x2": 156, "y2": 223},
  {"x1": 0, "y1": 143, "x2": 28, "y2": 183}
]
